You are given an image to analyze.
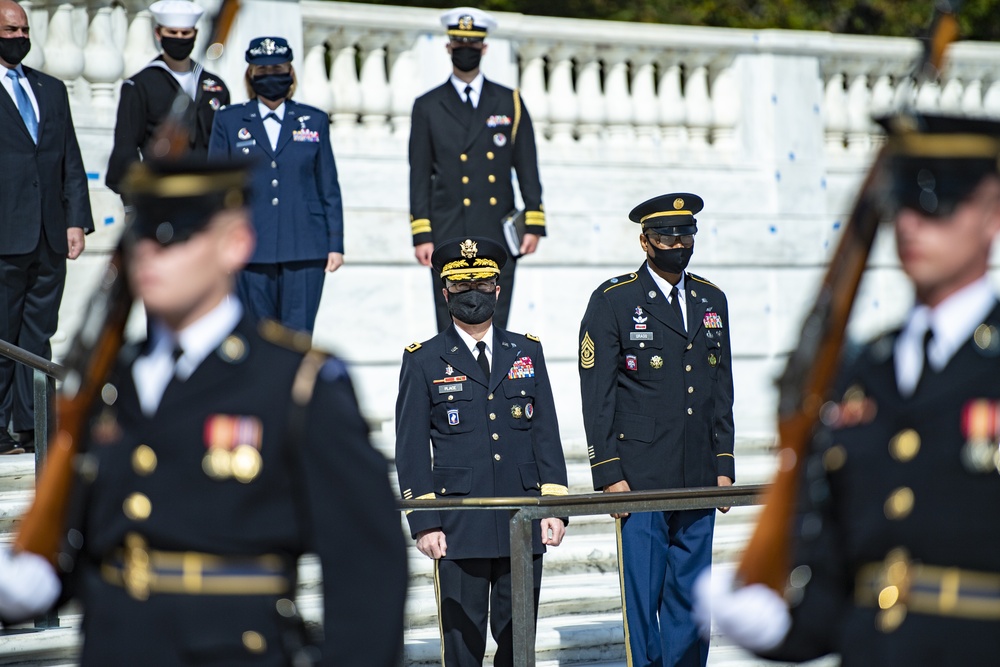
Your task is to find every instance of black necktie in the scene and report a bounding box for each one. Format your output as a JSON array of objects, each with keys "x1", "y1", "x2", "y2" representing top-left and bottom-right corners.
[
  {"x1": 476, "y1": 340, "x2": 490, "y2": 378},
  {"x1": 917, "y1": 327, "x2": 935, "y2": 390},
  {"x1": 463, "y1": 85, "x2": 474, "y2": 118},
  {"x1": 669, "y1": 286, "x2": 685, "y2": 331},
  {"x1": 264, "y1": 112, "x2": 279, "y2": 122}
]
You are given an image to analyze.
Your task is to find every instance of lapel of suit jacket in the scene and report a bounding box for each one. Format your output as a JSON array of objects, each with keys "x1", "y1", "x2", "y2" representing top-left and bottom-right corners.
[
  {"x1": 273, "y1": 102, "x2": 297, "y2": 156},
  {"x1": 490, "y1": 328, "x2": 520, "y2": 393},
  {"x1": 637, "y1": 264, "x2": 686, "y2": 338},
  {"x1": 244, "y1": 104, "x2": 274, "y2": 159},
  {"x1": 685, "y1": 273, "x2": 711, "y2": 343},
  {"x1": 2, "y1": 67, "x2": 36, "y2": 143},
  {"x1": 437, "y1": 80, "x2": 470, "y2": 129},
  {"x1": 442, "y1": 325, "x2": 489, "y2": 388},
  {"x1": 464, "y1": 79, "x2": 495, "y2": 149}
]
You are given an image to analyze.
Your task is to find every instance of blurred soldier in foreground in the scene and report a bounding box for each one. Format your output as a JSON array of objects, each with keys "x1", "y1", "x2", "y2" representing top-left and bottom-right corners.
[
  {"x1": 0, "y1": 159, "x2": 407, "y2": 666},
  {"x1": 698, "y1": 114, "x2": 1000, "y2": 664},
  {"x1": 395, "y1": 236, "x2": 568, "y2": 667}
]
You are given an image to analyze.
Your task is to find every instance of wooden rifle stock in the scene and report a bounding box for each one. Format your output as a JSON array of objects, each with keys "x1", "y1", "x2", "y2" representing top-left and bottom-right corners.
[{"x1": 735, "y1": 0, "x2": 963, "y2": 593}]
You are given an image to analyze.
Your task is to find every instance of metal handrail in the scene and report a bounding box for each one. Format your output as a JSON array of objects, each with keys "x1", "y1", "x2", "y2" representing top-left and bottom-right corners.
[
  {"x1": 0, "y1": 338, "x2": 67, "y2": 381},
  {"x1": 401, "y1": 483, "x2": 769, "y2": 666}
]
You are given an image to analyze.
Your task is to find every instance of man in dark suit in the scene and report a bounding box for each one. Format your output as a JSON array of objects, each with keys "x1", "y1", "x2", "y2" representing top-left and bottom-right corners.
[
  {"x1": 395, "y1": 236, "x2": 568, "y2": 667},
  {"x1": 409, "y1": 8, "x2": 545, "y2": 332},
  {"x1": 105, "y1": 0, "x2": 230, "y2": 195},
  {"x1": 700, "y1": 115, "x2": 1000, "y2": 665},
  {"x1": 0, "y1": 158, "x2": 408, "y2": 666},
  {"x1": 579, "y1": 193, "x2": 735, "y2": 667},
  {"x1": 0, "y1": 0, "x2": 93, "y2": 454}
]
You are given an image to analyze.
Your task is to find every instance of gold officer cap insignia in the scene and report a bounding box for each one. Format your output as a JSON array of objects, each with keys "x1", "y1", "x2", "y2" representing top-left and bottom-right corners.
[
  {"x1": 460, "y1": 239, "x2": 478, "y2": 259},
  {"x1": 673, "y1": 197, "x2": 685, "y2": 210},
  {"x1": 458, "y1": 15, "x2": 473, "y2": 30}
]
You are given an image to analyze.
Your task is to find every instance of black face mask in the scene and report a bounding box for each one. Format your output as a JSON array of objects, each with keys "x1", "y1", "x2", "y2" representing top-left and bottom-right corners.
[
  {"x1": 447, "y1": 290, "x2": 496, "y2": 325},
  {"x1": 647, "y1": 246, "x2": 693, "y2": 275},
  {"x1": 251, "y1": 73, "x2": 293, "y2": 101},
  {"x1": 0, "y1": 37, "x2": 31, "y2": 66},
  {"x1": 160, "y1": 36, "x2": 195, "y2": 61},
  {"x1": 450, "y1": 46, "x2": 482, "y2": 73}
]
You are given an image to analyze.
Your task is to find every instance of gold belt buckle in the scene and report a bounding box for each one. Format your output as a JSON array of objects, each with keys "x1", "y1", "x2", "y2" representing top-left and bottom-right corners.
[{"x1": 122, "y1": 533, "x2": 152, "y2": 601}]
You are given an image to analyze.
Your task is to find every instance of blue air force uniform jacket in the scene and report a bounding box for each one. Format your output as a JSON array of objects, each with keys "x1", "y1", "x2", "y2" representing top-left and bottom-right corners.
[
  {"x1": 764, "y1": 304, "x2": 1000, "y2": 665},
  {"x1": 579, "y1": 264, "x2": 735, "y2": 491},
  {"x1": 62, "y1": 317, "x2": 406, "y2": 667},
  {"x1": 395, "y1": 326, "x2": 568, "y2": 559},
  {"x1": 208, "y1": 100, "x2": 344, "y2": 263},
  {"x1": 408, "y1": 79, "x2": 545, "y2": 248}
]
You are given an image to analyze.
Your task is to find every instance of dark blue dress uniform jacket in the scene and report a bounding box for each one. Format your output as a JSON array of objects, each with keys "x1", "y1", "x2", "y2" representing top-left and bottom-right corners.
[
  {"x1": 62, "y1": 317, "x2": 406, "y2": 666},
  {"x1": 408, "y1": 78, "x2": 545, "y2": 248},
  {"x1": 764, "y1": 304, "x2": 1000, "y2": 666},
  {"x1": 208, "y1": 100, "x2": 344, "y2": 263},
  {"x1": 395, "y1": 326, "x2": 568, "y2": 559},
  {"x1": 579, "y1": 264, "x2": 735, "y2": 491}
]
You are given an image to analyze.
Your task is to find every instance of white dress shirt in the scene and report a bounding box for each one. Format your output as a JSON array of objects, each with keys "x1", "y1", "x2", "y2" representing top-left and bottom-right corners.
[
  {"x1": 258, "y1": 100, "x2": 285, "y2": 150},
  {"x1": 1, "y1": 64, "x2": 39, "y2": 120},
  {"x1": 454, "y1": 323, "x2": 494, "y2": 369},
  {"x1": 646, "y1": 264, "x2": 688, "y2": 332},
  {"x1": 449, "y1": 72, "x2": 484, "y2": 108}
]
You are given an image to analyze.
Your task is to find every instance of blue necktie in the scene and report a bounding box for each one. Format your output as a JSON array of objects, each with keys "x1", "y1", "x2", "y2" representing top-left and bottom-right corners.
[{"x1": 6, "y1": 69, "x2": 38, "y2": 143}]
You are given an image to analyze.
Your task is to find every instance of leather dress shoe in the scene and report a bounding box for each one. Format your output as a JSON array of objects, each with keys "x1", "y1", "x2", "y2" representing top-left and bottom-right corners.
[
  {"x1": 0, "y1": 431, "x2": 24, "y2": 455},
  {"x1": 15, "y1": 431, "x2": 34, "y2": 454}
]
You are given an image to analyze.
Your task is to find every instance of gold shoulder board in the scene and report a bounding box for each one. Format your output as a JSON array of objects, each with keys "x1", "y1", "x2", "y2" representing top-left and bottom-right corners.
[{"x1": 405, "y1": 342, "x2": 422, "y2": 353}]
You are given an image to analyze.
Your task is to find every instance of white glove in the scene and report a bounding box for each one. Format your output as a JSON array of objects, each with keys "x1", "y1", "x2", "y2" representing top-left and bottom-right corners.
[
  {"x1": 692, "y1": 565, "x2": 791, "y2": 653},
  {"x1": 0, "y1": 548, "x2": 61, "y2": 621}
]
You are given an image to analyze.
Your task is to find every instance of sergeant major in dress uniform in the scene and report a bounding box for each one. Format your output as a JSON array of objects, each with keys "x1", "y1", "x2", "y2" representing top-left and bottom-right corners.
[
  {"x1": 409, "y1": 8, "x2": 546, "y2": 333},
  {"x1": 700, "y1": 114, "x2": 1000, "y2": 665},
  {"x1": 105, "y1": 0, "x2": 230, "y2": 195},
  {"x1": 0, "y1": 158, "x2": 407, "y2": 666},
  {"x1": 579, "y1": 194, "x2": 735, "y2": 667},
  {"x1": 395, "y1": 236, "x2": 568, "y2": 667}
]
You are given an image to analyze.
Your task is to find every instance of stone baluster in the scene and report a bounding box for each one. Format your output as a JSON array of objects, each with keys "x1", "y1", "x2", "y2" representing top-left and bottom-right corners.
[
  {"x1": 297, "y1": 42, "x2": 334, "y2": 113},
  {"x1": 960, "y1": 76, "x2": 983, "y2": 114},
  {"x1": 684, "y1": 60, "x2": 712, "y2": 150},
  {"x1": 822, "y1": 70, "x2": 847, "y2": 153},
  {"x1": 604, "y1": 48, "x2": 634, "y2": 145},
  {"x1": 939, "y1": 76, "x2": 963, "y2": 112},
  {"x1": 631, "y1": 50, "x2": 658, "y2": 147},
  {"x1": 868, "y1": 70, "x2": 894, "y2": 148},
  {"x1": 656, "y1": 58, "x2": 684, "y2": 149},
  {"x1": 357, "y1": 32, "x2": 392, "y2": 136},
  {"x1": 110, "y1": 4, "x2": 127, "y2": 52},
  {"x1": 845, "y1": 70, "x2": 871, "y2": 153},
  {"x1": 915, "y1": 79, "x2": 940, "y2": 111},
  {"x1": 83, "y1": 7, "x2": 124, "y2": 108},
  {"x1": 546, "y1": 44, "x2": 578, "y2": 145},
  {"x1": 984, "y1": 78, "x2": 1000, "y2": 116},
  {"x1": 388, "y1": 35, "x2": 419, "y2": 138},
  {"x1": 328, "y1": 31, "x2": 362, "y2": 135},
  {"x1": 123, "y1": 11, "x2": 158, "y2": 79},
  {"x1": 21, "y1": 2, "x2": 45, "y2": 70},
  {"x1": 517, "y1": 42, "x2": 549, "y2": 140},
  {"x1": 573, "y1": 46, "x2": 603, "y2": 144},
  {"x1": 710, "y1": 57, "x2": 739, "y2": 153},
  {"x1": 44, "y1": 5, "x2": 84, "y2": 93}
]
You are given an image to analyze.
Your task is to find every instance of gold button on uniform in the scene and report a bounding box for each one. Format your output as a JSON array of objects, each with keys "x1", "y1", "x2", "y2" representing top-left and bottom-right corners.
[
  {"x1": 494, "y1": 454, "x2": 501, "y2": 461},
  {"x1": 490, "y1": 197, "x2": 497, "y2": 205},
  {"x1": 462, "y1": 176, "x2": 469, "y2": 184},
  {"x1": 889, "y1": 429, "x2": 920, "y2": 462},
  {"x1": 687, "y1": 386, "x2": 694, "y2": 394},
  {"x1": 448, "y1": 395, "x2": 454, "y2": 401},
  {"x1": 686, "y1": 344, "x2": 693, "y2": 350},
  {"x1": 490, "y1": 413, "x2": 496, "y2": 420},
  {"x1": 463, "y1": 198, "x2": 471, "y2": 206},
  {"x1": 488, "y1": 174, "x2": 496, "y2": 183},
  {"x1": 492, "y1": 433, "x2": 499, "y2": 441},
  {"x1": 823, "y1": 444, "x2": 847, "y2": 471},
  {"x1": 242, "y1": 631, "x2": 267, "y2": 654},
  {"x1": 685, "y1": 365, "x2": 692, "y2": 372},
  {"x1": 132, "y1": 445, "x2": 157, "y2": 475},
  {"x1": 460, "y1": 154, "x2": 468, "y2": 162},
  {"x1": 486, "y1": 151, "x2": 494, "y2": 159},
  {"x1": 687, "y1": 408, "x2": 693, "y2": 415},
  {"x1": 885, "y1": 487, "x2": 914, "y2": 519},
  {"x1": 618, "y1": 433, "x2": 625, "y2": 440},
  {"x1": 488, "y1": 393, "x2": 494, "y2": 400},
  {"x1": 124, "y1": 493, "x2": 152, "y2": 521}
]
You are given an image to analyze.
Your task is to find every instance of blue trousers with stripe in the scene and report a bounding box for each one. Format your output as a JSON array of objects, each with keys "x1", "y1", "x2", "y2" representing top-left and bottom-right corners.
[{"x1": 618, "y1": 509, "x2": 715, "y2": 667}]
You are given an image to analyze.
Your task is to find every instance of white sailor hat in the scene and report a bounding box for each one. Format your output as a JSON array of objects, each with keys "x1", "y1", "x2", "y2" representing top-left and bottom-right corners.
[
  {"x1": 440, "y1": 7, "x2": 496, "y2": 41},
  {"x1": 149, "y1": 0, "x2": 204, "y2": 29}
]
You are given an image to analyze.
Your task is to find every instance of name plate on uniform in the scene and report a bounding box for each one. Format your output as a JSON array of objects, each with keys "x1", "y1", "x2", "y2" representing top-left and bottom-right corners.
[
  {"x1": 629, "y1": 332, "x2": 654, "y2": 341},
  {"x1": 438, "y1": 384, "x2": 464, "y2": 394}
]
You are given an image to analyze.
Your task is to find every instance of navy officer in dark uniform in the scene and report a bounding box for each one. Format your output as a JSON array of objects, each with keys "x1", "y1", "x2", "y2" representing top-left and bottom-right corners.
[
  {"x1": 395, "y1": 236, "x2": 568, "y2": 667},
  {"x1": 700, "y1": 115, "x2": 1000, "y2": 665},
  {"x1": 105, "y1": 0, "x2": 230, "y2": 195},
  {"x1": 579, "y1": 194, "x2": 735, "y2": 667},
  {"x1": 409, "y1": 8, "x2": 545, "y2": 332},
  {"x1": 0, "y1": 158, "x2": 406, "y2": 666},
  {"x1": 209, "y1": 36, "x2": 344, "y2": 334}
]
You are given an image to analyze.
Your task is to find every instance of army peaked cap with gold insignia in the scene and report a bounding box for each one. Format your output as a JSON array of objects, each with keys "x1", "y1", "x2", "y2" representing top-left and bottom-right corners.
[
  {"x1": 877, "y1": 113, "x2": 1000, "y2": 218},
  {"x1": 432, "y1": 236, "x2": 508, "y2": 283},
  {"x1": 245, "y1": 36, "x2": 293, "y2": 65},
  {"x1": 440, "y1": 7, "x2": 496, "y2": 41},
  {"x1": 123, "y1": 157, "x2": 250, "y2": 246},
  {"x1": 629, "y1": 193, "x2": 704, "y2": 235}
]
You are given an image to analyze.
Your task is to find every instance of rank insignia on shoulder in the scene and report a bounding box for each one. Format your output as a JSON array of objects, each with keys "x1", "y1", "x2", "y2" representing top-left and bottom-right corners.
[
  {"x1": 405, "y1": 342, "x2": 422, "y2": 353},
  {"x1": 526, "y1": 333, "x2": 540, "y2": 342}
]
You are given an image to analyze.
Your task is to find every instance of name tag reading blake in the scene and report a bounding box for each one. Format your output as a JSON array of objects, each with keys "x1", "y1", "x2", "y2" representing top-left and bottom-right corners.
[
  {"x1": 438, "y1": 384, "x2": 464, "y2": 394},
  {"x1": 629, "y1": 332, "x2": 654, "y2": 341}
]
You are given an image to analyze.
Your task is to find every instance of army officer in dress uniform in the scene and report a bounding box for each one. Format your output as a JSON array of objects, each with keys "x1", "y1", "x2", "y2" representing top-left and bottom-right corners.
[
  {"x1": 0, "y1": 158, "x2": 407, "y2": 666},
  {"x1": 395, "y1": 236, "x2": 568, "y2": 667},
  {"x1": 699, "y1": 115, "x2": 1000, "y2": 665},
  {"x1": 209, "y1": 36, "x2": 344, "y2": 334},
  {"x1": 579, "y1": 194, "x2": 735, "y2": 667},
  {"x1": 409, "y1": 8, "x2": 546, "y2": 333},
  {"x1": 105, "y1": 0, "x2": 230, "y2": 195}
]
